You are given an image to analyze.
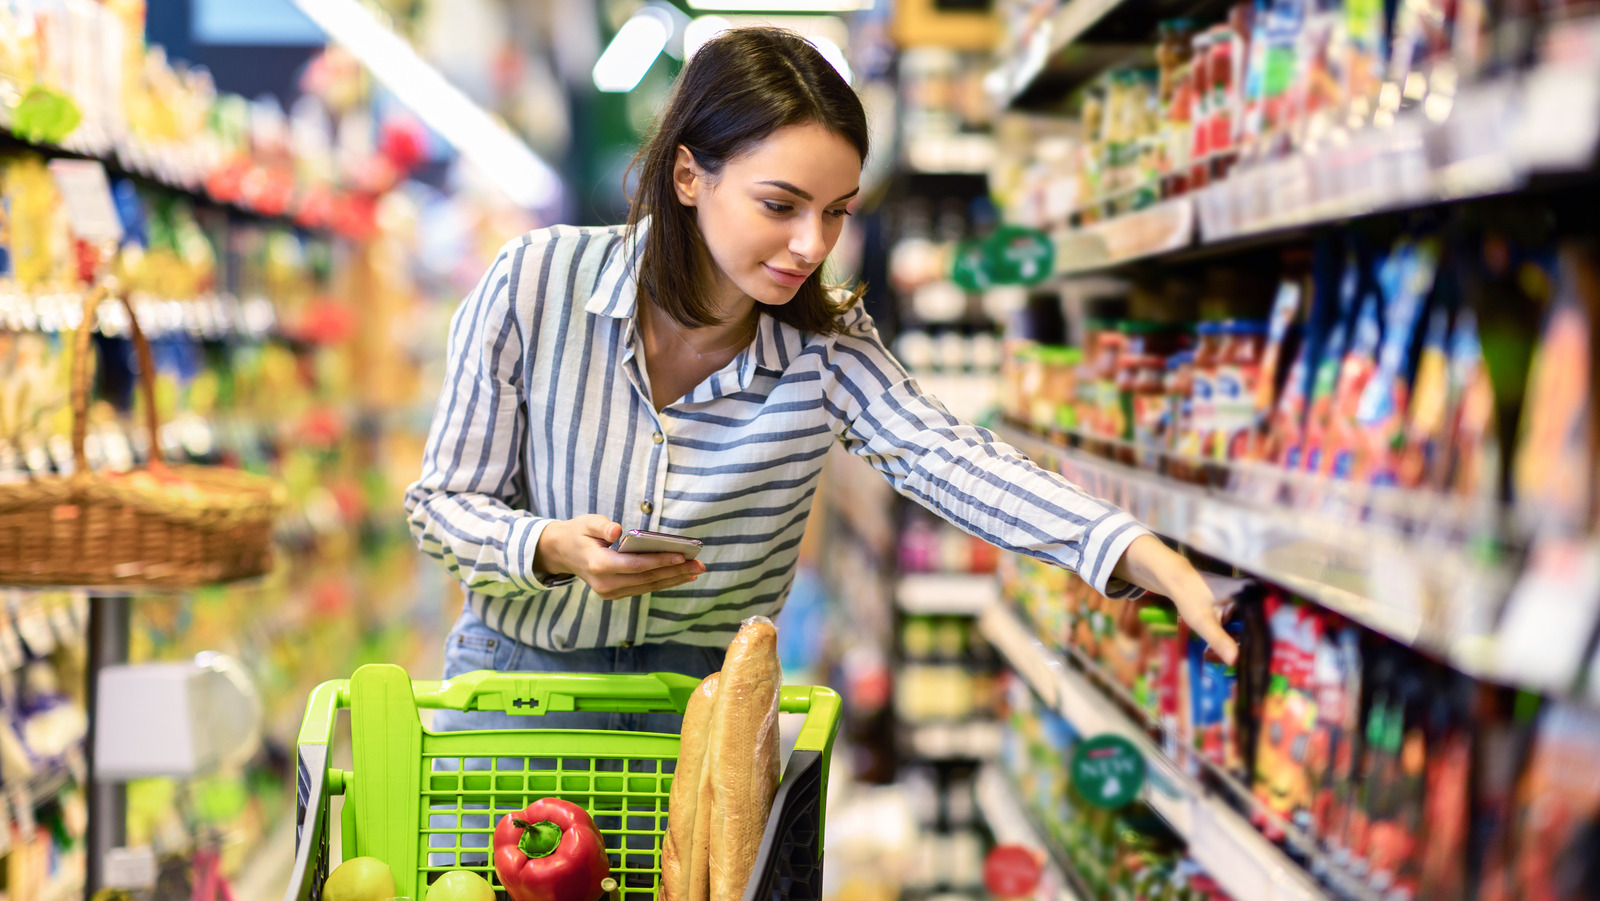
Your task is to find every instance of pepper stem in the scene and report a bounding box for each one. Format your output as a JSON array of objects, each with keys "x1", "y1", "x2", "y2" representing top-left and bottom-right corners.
[{"x1": 512, "y1": 817, "x2": 564, "y2": 858}]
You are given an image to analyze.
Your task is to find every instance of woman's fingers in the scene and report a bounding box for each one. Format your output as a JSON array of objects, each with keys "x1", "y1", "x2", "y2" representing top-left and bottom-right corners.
[
  {"x1": 602, "y1": 550, "x2": 694, "y2": 575},
  {"x1": 1176, "y1": 593, "x2": 1238, "y2": 666},
  {"x1": 597, "y1": 570, "x2": 702, "y2": 601},
  {"x1": 573, "y1": 514, "x2": 623, "y2": 544}
]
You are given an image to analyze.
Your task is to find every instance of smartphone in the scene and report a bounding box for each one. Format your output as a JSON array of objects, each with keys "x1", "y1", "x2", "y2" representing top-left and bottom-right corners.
[{"x1": 611, "y1": 528, "x2": 704, "y2": 561}]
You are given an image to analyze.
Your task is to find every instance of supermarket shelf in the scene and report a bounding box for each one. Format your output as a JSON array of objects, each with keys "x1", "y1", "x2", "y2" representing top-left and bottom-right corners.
[
  {"x1": 898, "y1": 573, "x2": 1001, "y2": 616},
  {"x1": 1028, "y1": 25, "x2": 1600, "y2": 278},
  {"x1": 978, "y1": 603, "x2": 1330, "y2": 901},
  {"x1": 907, "y1": 720, "x2": 1005, "y2": 761},
  {"x1": 992, "y1": 0, "x2": 1230, "y2": 109},
  {"x1": 973, "y1": 765, "x2": 1087, "y2": 901},
  {"x1": 1052, "y1": 197, "x2": 1194, "y2": 275},
  {"x1": 993, "y1": 422, "x2": 1600, "y2": 692},
  {"x1": 0, "y1": 122, "x2": 330, "y2": 232}
]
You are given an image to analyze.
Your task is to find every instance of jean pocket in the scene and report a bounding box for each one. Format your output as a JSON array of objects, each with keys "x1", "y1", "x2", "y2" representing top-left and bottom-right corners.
[{"x1": 445, "y1": 626, "x2": 500, "y2": 678}]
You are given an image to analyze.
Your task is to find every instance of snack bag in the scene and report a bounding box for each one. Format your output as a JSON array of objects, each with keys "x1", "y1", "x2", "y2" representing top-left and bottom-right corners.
[
  {"x1": 1253, "y1": 598, "x2": 1319, "y2": 837},
  {"x1": 1190, "y1": 631, "x2": 1238, "y2": 769},
  {"x1": 1512, "y1": 241, "x2": 1599, "y2": 534},
  {"x1": 1142, "y1": 606, "x2": 1186, "y2": 762},
  {"x1": 1397, "y1": 281, "x2": 1456, "y2": 489},
  {"x1": 1350, "y1": 657, "x2": 1425, "y2": 896},
  {"x1": 1355, "y1": 239, "x2": 1440, "y2": 483},
  {"x1": 1301, "y1": 244, "x2": 1364, "y2": 472},
  {"x1": 1248, "y1": 265, "x2": 1306, "y2": 460},
  {"x1": 1320, "y1": 247, "x2": 1387, "y2": 477},
  {"x1": 1308, "y1": 619, "x2": 1360, "y2": 846},
  {"x1": 1474, "y1": 689, "x2": 1543, "y2": 901},
  {"x1": 1505, "y1": 703, "x2": 1600, "y2": 901},
  {"x1": 1443, "y1": 308, "x2": 1499, "y2": 499},
  {"x1": 1272, "y1": 239, "x2": 1347, "y2": 467},
  {"x1": 1417, "y1": 677, "x2": 1473, "y2": 901}
]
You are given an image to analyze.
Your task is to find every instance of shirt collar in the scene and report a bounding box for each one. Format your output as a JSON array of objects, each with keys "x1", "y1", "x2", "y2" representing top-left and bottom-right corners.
[
  {"x1": 585, "y1": 221, "x2": 643, "y2": 319},
  {"x1": 587, "y1": 215, "x2": 809, "y2": 395}
]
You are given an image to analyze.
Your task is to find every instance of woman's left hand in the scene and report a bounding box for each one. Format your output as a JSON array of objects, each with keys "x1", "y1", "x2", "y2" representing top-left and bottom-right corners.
[{"x1": 1111, "y1": 535, "x2": 1239, "y2": 666}]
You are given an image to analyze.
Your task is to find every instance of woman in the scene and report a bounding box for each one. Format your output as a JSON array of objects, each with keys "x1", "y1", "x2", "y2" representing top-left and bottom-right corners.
[{"x1": 405, "y1": 27, "x2": 1236, "y2": 734}]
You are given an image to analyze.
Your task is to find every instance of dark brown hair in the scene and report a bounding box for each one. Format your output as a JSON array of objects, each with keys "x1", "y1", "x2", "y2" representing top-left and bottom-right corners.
[{"x1": 626, "y1": 27, "x2": 869, "y2": 335}]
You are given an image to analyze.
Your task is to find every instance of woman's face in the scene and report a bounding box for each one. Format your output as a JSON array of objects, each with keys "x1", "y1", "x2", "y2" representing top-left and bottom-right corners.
[{"x1": 674, "y1": 122, "x2": 861, "y2": 311}]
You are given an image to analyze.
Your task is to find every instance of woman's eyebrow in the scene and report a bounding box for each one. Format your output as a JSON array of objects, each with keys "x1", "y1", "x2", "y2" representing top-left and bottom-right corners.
[{"x1": 758, "y1": 180, "x2": 861, "y2": 204}]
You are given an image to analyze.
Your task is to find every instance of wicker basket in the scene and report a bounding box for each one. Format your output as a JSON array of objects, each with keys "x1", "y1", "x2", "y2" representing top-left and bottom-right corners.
[{"x1": 0, "y1": 286, "x2": 286, "y2": 588}]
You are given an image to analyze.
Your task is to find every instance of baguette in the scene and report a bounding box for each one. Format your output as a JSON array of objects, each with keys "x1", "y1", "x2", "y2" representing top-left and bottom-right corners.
[
  {"x1": 707, "y1": 618, "x2": 782, "y2": 901},
  {"x1": 660, "y1": 673, "x2": 721, "y2": 901}
]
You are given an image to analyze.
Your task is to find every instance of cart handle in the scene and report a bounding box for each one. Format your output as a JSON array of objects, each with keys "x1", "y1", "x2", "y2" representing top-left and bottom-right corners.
[{"x1": 298, "y1": 670, "x2": 841, "y2": 755}]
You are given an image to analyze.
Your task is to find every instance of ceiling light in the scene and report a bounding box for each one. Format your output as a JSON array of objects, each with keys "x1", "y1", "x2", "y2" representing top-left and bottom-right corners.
[
  {"x1": 687, "y1": 0, "x2": 873, "y2": 10},
  {"x1": 683, "y1": 15, "x2": 733, "y2": 59},
  {"x1": 592, "y1": 8, "x2": 673, "y2": 93},
  {"x1": 289, "y1": 0, "x2": 560, "y2": 209}
]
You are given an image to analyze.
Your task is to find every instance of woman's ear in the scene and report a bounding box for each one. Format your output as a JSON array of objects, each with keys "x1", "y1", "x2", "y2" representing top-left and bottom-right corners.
[{"x1": 672, "y1": 145, "x2": 702, "y2": 206}]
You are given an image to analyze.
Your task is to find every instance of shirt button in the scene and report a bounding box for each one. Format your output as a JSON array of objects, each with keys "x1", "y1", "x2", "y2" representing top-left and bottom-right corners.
[
  {"x1": 652, "y1": 431, "x2": 664, "y2": 444},
  {"x1": 641, "y1": 501, "x2": 653, "y2": 514}
]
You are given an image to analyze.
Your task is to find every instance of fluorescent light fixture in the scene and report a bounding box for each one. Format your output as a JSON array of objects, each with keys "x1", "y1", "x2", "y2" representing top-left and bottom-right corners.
[
  {"x1": 688, "y1": 0, "x2": 873, "y2": 10},
  {"x1": 593, "y1": 8, "x2": 673, "y2": 93},
  {"x1": 807, "y1": 34, "x2": 851, "y2": 83},
  {"x1": 683, "y1": 15, "x2": 733, "y2": 59},
  {"x1": 289, "y1": 0, "x2": 560, "y2": 209}
]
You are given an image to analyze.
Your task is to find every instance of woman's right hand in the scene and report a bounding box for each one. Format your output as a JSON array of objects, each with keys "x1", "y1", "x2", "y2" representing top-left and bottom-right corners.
[{"x1": 533, "y1": 514, "x2": 706, "y2": 600}]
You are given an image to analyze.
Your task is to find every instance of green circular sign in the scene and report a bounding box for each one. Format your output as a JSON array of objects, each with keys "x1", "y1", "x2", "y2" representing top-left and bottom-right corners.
[
  {"x1": 1070, "y1": 734, "x2": 1145, "y2": 809},
  {"x1": 950, "y1": 238, "x2": 994, "y2": 293}
]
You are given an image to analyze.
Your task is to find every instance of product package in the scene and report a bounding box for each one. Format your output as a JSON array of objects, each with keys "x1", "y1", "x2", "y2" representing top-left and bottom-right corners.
[
  {"x1": 1355, "y1": 239, "x2": 1441, "y2": 484},
  {"x1": 1512, "y1": 241, "x2": 1600, "y2": 534},
  {"x1": 1502, "y1": 702, "x2": 1600, "y2": 901},
  {"x1": 1313, "y1": 245, "x2": 1383, "y2": 476},
  {"x1": 1416, "y1": 675, "x2": 1474, "y2": 901},
  {"x1": 1248, "y1": 258, "x2": 1308, "y2": 461},
  {"x1": 1253, "y1": 596, "x2": 1320, "y2": 837},
  {"x1": 1309, "y1": 620, "x2": 1363, "y2": 855},
  {"x1": 1397, "y1": 269, "x2": 1459, "y2": 489}
]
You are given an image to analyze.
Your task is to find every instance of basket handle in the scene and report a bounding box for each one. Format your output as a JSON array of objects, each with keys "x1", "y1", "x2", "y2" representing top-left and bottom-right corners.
[{"x1": 71, "y1": 284, "x2": 166, "y2": 479}]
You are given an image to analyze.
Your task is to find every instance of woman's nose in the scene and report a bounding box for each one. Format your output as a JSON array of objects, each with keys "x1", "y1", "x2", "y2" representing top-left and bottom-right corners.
[{"x1": 791, "y1": 217, "x2": 827, "y2": 264}]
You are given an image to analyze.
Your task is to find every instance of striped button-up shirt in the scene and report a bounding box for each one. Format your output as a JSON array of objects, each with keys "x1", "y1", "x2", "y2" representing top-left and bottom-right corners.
[{"x1": 404, "y1": 221, "x2": 1150, "y2": 650}]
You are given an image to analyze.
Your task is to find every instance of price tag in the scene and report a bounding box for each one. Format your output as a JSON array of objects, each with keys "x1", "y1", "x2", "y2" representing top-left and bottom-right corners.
[
  {"x1": 1498, "y1": 537, "x2": 1600, "y2": 690},
  {"x1": 1070, "y1": 734, "x2": 1146, "y2": 809},
  {"x1": 47, "y1": 159, "x2": 123, "y2": 244}
]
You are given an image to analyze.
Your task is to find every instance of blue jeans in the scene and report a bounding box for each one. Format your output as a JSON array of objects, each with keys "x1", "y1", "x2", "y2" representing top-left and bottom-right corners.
[{"x1": 426, "y1": 606, "x2": 726, "y2": 870}]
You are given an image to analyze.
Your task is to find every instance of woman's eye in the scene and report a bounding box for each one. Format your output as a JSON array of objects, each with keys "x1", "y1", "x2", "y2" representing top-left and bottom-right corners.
[
  {"x1": 826, "y1": 208, "x2": 852, "y2": 220},
  {"x1": 762, "y1": 201, "x2": 792, "y2": 214}
]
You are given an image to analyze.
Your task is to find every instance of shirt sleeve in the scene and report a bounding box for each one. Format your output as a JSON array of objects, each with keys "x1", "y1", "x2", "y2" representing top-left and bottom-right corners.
[
  {"x1": 825, "y1": 304, "x2": 1150, "y2": 598},
  {"x1": 403, "y1": 238, "x2": 574, "y2": 596}
]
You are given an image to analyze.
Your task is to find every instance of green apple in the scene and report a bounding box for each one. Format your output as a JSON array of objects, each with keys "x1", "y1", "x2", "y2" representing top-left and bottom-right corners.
[
  {"x1": 425, "y1": 870, "x2": 496, "y2": 901},
  {"x1": 323, "y1": 857, "x2": 397, "y2": 901}
]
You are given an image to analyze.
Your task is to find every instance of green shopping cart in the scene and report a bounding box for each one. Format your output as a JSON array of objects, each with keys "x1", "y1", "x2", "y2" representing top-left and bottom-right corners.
[{"x1": 285, "y1": 664, "x2": 841, "y2": 901}]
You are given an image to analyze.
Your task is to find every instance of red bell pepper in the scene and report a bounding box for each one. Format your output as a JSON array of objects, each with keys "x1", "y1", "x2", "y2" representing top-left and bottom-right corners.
[{"x1": 493, "y1": 798, "x2": 613, "y2": 901}]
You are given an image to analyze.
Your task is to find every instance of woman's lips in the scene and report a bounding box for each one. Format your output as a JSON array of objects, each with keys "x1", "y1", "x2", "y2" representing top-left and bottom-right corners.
[{"x1": 763, "y1": 264, "x2": 810, "y2": 287}]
